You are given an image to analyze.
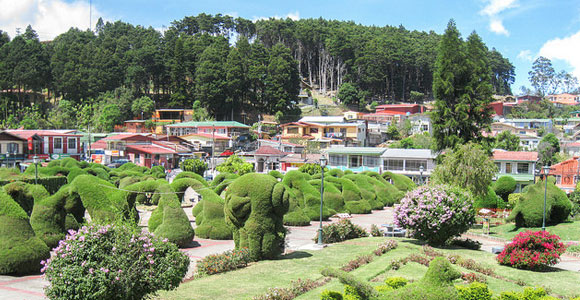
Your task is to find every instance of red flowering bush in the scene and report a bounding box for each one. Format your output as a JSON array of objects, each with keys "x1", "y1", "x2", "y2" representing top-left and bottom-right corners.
[
  {"x1": 497, "y1": 230, "x2": 567, "y2": 270},
  {"x1": 196, "y1": 247, "x2": 252, "y2": 275}
]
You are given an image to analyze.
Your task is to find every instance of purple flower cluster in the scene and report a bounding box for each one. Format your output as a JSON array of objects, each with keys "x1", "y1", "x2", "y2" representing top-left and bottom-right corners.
[{"x1": 394, "y1": 185, "x2": 475, "y2": 246}]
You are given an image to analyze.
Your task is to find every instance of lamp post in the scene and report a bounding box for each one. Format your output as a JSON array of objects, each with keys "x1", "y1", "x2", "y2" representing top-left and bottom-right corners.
[
  {"x1": 6, "y1": 153, "x2": 9, "y2": 168},
  {"x1": 419, "y1": 165, "x2": 424, "y2": 185},
  {"x1": 33, "y1": 156, "x2": 39, "y2": 185},
  {"x1": 318, "y1": 156, "x2": 327, "y2": 245},
  {"x1": 542, "y1": 165, "x2": 550, "y2": 232}
]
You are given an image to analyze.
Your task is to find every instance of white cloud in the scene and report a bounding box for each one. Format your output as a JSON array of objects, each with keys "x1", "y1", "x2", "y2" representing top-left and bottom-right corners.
[
  {"x1": 517, "y1": 49, "x2": 533, "y2": 61},
  {"x1": 253, "y1": 11, "x2": 300, "y2": 22},
  {"x1": 539, "y1": 30, "x2": 580, "y2": 78},
  {"x1": 479, "y1": 0, "x2": 518, "y2": 36},
  {"x1": 0, "y1": 0, "x2": 104, "y2": 41}
]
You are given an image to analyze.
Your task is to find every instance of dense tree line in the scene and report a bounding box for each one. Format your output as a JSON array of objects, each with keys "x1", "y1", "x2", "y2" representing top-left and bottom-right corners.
[{"x1": 0, "y1": 14, "x2": 514, "y2": 130}]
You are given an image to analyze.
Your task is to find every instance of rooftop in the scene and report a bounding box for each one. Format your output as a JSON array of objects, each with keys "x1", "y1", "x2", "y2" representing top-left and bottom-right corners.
[
  {"x1": 166, "y1": 121, "x2": 250, "y2": 128},
  {"x1": 381, "y1": 148, "x2": 436, "y2": 159},
  {"x1": 492, "y1": 150, "x2": 538, "y2": 162},
  {"x1": 126, "y1": 144, "x2": 177, "y2": 155},
  {"x1": 254, "y1": 146, "x2": 286, "y2": 156},
  {"x1": 325, "y1": 147, "x2": 386, "y2": 155},
  {"x1": 7, "y1": 130, "x2": 82, "y2": 138},
  {"x1": 299, "y1": 116, "x2": 345, "y2": 124}
]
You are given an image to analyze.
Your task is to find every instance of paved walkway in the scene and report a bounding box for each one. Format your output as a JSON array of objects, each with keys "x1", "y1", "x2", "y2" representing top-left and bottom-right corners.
[{"x1": 2, "y1": 207, "x2": 579, "y2": 299}]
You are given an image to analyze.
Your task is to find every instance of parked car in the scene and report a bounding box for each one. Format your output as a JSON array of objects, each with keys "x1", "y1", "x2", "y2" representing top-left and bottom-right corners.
[{"x1": 106, "y1": 159, "x2": 131, "y2": 168}]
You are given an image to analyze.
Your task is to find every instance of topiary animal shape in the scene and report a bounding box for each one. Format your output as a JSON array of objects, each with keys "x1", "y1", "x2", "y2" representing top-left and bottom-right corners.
[
  {"x1": 0, "y1": 192, "x2": 50, "y2": 275},
  {"x1": 148, "y1": 184, "x2": 195, "y2": 247},
  {"x1": 192, "y1": 189, "x2": 232, "y2": 240},
  {"x1": 282, "y1": 170, "x2": 332, "y2": 221},
  {"x1": 224, "y1": 173, "x2": 289, "y2": 260},
  {"x1": 509, "y1": 179, "x2": 572, "y2": 227}
]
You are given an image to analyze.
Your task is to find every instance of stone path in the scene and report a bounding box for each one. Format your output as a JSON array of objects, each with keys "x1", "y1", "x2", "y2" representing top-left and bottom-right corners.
[{"x1": 2, "y1": 207, "x2": 579, "y2": 299}]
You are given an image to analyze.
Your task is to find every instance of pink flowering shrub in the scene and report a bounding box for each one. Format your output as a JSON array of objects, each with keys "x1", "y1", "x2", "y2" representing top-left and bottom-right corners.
[
  {"x1": 394, "y1": 185, "x2": 475, "y2": 246},
  {"x1": 497, "y1": 230, "x2": 567, "y2": 270},
  {"x1": 42, "y1": 224, "x2": 189, "y2": 300}
]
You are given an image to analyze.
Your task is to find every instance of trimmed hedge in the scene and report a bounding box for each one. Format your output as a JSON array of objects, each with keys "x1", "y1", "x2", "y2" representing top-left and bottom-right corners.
[
  {"x1": 225, "y1": 173, "x2": 289, "y2": 260},
  {"x1": 148, "y1": 184, "x2": 195, "y2": 247},
  {"x1": 192, "y1": 189, "x2": 232, "y2": 240},
  {"x1": 71, "y1": 175, "x2": 129, "y2": 222},
  {"x1": 0, "y1": 176, "x2": 68, "y2": 195},
  {"x1": 175, "y1": 171, "x2": 209, "y2": 187},
  {"x1": 508, "y1": 179, "x2": 572, "y2": 227},
  {"x1": 283, "y1": 170, "x2": 332, "y2": 222},
  {"x1": 494, "y1": 176, "x2": 517, "y2": 201},
  {"x1": 309, "y1": 179, "x2": 344, "y2": 213},
  {"x1": 210, "y1": 173, "x2": 239, "y2": 195},
  {"x1": 30, "y1": 184, "x2": 67, "y2": 248},
  {"x1": 0, "y1": 191, "x2": 50, "y2": 275},
  {"x1": 123, "y1": 179, "x2": 166, "y2": 205},
  {"x1": 388, "y1": 257, "x2": 460, "y2": 300},
  {"x1": 344, "y1": 174, "x2": 383, "y2": 210},
  {"x1": 474, "y1": 187, "x2": 505, "y2": 209},
  {"x1": 383, "y1": 171, "x2": 416, "y2": 192},
  {"x1": 66, "y1": 168, "x2": 88, "y2": 184}
]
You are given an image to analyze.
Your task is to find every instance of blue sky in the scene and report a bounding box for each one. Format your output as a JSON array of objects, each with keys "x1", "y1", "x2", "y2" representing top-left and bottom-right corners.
[{"x1": 2, "y1": 0, "x2": 580, "y2": 93}]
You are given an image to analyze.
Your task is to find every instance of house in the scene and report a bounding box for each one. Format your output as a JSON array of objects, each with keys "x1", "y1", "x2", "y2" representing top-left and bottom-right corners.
[
  {"x1": 90, "y1": 133, "x2": 155, "y2": 164},
  {"x1": 519, "y1": 135, "x2": 541, "y2": 151},
  {"x1": 501, "y1": 118, "x2": 552, "y2": 132},
  {"x1": 374, "y1": 104, "x2": 424, "y2": 114},
  {"x1": 548, "y1": 157, "x2": 580, "y2": 193},
  {"x1": 515, "y1": 95, "x2": 542, "y2": 104},
  {"x1": 179, "y1": 133, "x2": 231, "y2": 154},
  {"x1": 115, "y1": 120, "x2": 150, "y2": 133},
  {"x1": 381, "y1": 149, "x2": 437, "y2": 183},
  {"x1": 562, "y1": 141, "x2": 580, "y2": 156},
  {"x1": 125, "y1": 143, "x2": 179, "y2": 169},
  {"x1": 253, "y1": 146, "x2": 287, "y2": 173},
  {"x1": 409, "y1": 114, "x2": 432, "y2": 135},
  {"x1": 361, "y1": 111, "x2": 407, "y2": 125},
  {"x1": 0, "y1": 131, "x2": 42, "y2": 167},
  {"x1": 280, "y1": 153, "x2": 322, "y2": 172},
  {"x1": 547, "y1": 93, "x2": 579, "y2": 107},
  {"x1": 325, "y1": 146, "x2": 386, "y2": 173},
  {"x1": 7, "y1": 130, "x2": 83, "y2": 161},
  {"x1": 489, "y1": 101, "x2": 512, "y2": 116},
  {"x1": 281, "y1": 117, "x2": 367, "y2": 147},
  {"x1": 166, "y1": 121, "x2": 250, "y2": 139},
  {"x1": 258, "y1": 139, "x2": 304, "y2": 154},
  {"x1": 343, "y1": 111, "x2": 363, "y2": 121},
  {"x1": 492, "y1": 150, "x2": 538, "y2": 192},
  {"x1": 491, "y1": 122, "x2": 537, "y2": 136},
  {"x1": 151, "y1": 109, "x2": 194, "y2": 134}
]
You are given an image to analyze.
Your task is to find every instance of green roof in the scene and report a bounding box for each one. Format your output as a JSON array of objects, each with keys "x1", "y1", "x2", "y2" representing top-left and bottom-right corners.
[
  {"x1": 495, "y1": 173, "x2": 535, "y2": 183},
  {"x1": 325, "y1": 147, "x2": 386, "y2": 156},
  {"x1": 166, "y1": 121, "x2": 250, "y2": 128}
]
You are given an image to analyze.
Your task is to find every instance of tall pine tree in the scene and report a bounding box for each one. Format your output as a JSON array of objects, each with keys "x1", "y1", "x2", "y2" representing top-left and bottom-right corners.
[{"x1": 431, "y1": 20, "x2": 493, "y2": 151}]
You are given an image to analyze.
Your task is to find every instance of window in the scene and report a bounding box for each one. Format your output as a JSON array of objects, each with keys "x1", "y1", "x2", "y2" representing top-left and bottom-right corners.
[
  {"x1": 363, "y1": 156, "x2": 379, "y2": 167},
  {"x1": 406, "y1": 160, "x2": 427, "y2": 171},
  {"x1": 287, "y1": 127, "x2": 299, "y2": 134},
  {"x1": 310, "y1": 128, "x2": 318, "y2": 134},
  {"x1": 68, "y1": 138, "x2": 76, "y2": 149},
  {"x1": 505, "y1": 163, "x2": 512, "y2": 173},
  {"x1": 217, "y1": 128, "x2": 226, "y2": 134},
  {"x1": 7, "y1": 143, "x2": 18, "y2": 153},
  {"x1": 329, "y1": 154, "x2": 347, "y2": 166},
  {"x1": 349, "y1": 155, "x2": 362, "y2": 168},
  {"x1": 517, "y1": 163, "x2": 529, "y2": 174},
  {"x1": 135, "y1": 153, "x2": 140, "y2": 164},
  {"x1": 54, "y1": 138, "x2": 62, "y2": 150},
  {"x1": 190, "y1": 128, "x2": 198, "y2": 134},
  {"x1": 421, "y1": 125, "x2": 429, "y2": 131},
  {"x1": 145, "y1": 154, "x2": 151, "y2": 159},
  {"x1": 340, "y1": 128, "x2": 347, "y2": 134},
  {"x1": 384, "y1": 159, "x2": 404, "y2": 171},
  {"x1": 155, "y1": 154, "x2": 160, "y2": 160}
]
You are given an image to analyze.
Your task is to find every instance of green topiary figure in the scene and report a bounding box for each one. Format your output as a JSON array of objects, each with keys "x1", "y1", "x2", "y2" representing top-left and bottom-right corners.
[
  {"x1": 309, "y1": 179, "x2": 344, "y2": 214},
  {"x1": 30, "y1": 185, "x2": 67, "y2": 248},
  {"x1": 344, "y1": 174, "x2": 383, "y2": 210},
  {"x1": 224, "y1": 173, "x2": 290, "y2": 260},
  {"x1": 123, "y1": 179, "x2": 166, "y2": 205},
  {"x1": 508, "y1": 178, "x2": 573, "y2": 227},
  {"x1": 474, "y1": 186, "x2": 505, "y2": 209},
  {"x1": 59, "y1": 157, "x2": 81, "y2": 169},
  {"x1": 171, "y1": 178, "x2": 206, "y2": 199},
  {"x1": 71, "y1": 175, "x2": 131, "y2": 222},
  {"x1": 268, "y1": 170, "x2": 284, "y2": 180},
  {"x1": 175, "y1": 171, "x2": 209, "y2": 187},
  {"x1": 86, "y1": 167, "x2": 110, "y2": 181},
  {"x1": 0, "y1": 191, "x2": 50, "y2": 275},
  {"x1": 494, "y1": 176, "x2": 517, "y2": 201},
  {"x1": 192, "y1": 189, "x2": 232, "y2": 240},
  {"x1": 336, "y1": 177, "x2": 372, "y2": 214},
  {"x1": 282, "y1": 170, "x2": 333, "y2": 221},
  {"x1": 210, "y1": 172, "x2": 239, "y2": 195},
  {"x1": 382, "y1": 171, "x2": 416, "y2": 192},
  {"x1": 148, "y1": 184, "x2": 195, "y2": 247},
  {"x1": 67, "y1": 167, "x2": 88, "y2": 184},
  {"x1": 3, "y1": 181, "x2": 38, "y2": 215}
]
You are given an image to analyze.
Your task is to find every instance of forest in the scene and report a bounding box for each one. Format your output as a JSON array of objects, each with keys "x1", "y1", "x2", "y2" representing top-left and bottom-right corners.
[{"x1": 0, "y1": 13, "x2": 515, "y2": 130}]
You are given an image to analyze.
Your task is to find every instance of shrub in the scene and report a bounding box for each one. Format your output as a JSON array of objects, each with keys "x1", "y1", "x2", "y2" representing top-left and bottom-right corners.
[
  {"x1": 29, "y1": 185, "x2": 67, "y2": 248},
  {"x1": 225, "y1": 173, "x2": 290, "y2": 260},
  {"x1": 374, "y1": 239, "x2": 398, "y2": 256},
  {"x1": 394, "y1": 185, "x2": 475, "y2": 246},
  {"x1": 148, "y1": 184, "x2": 195, "y2": 247},
  {"x1": 460, "y1": 272, "x2": 487, "y2": 284},
  {"x1": 370, "y1": 224, "x2": 382, "y2": 237},
  {"x1": 494, "y1": 176, "x2": 517, "y2": 201},
  {"x1": 283, "y1": 170, "x2": 333, "y2": 221},
  {"x1": 314, "y1": 219, "x2": 368, "y2": 244},
  {"x1": 341, "y1": 254, "x2": 374, "y2": 272},
  {"x1": 497, "y1": 287, "x2": 551, "y2": 300},
  {"x1": 382, "y1": 171, "x2": 416, "y2": 192},
  {"x1": 508, "y1": 179, "x2": 572, "y2": 227},
  {"x1": 299, "y1": 163, "x2": 324, "y2": 175},
  {"x1": 174, "y1": 171, "x2": 209, "y2": 186},
  {"x1": 321, "y1": 268, "x2": 378, "y2": 300},
  {"x1": 321, "y1": 290, "x2": 343, "y2": 300},
  {"x1": 283, "y1": 209, "x2": 311, "y2": 226},
  {"x1": 196, "y1": 248, "x2": 252, "y2": 275},
  {"x1": 497, "y1": 230, "x2": 567, "y2": 270},
  {"x1": 192, "y1": 188, "x2": 232, "y2": 240},
  {"x1": 474, "y1": 187, "x2": 505, "y2": 209},
  {"x1": 181, "y1": 159, "x2": 207, "y2": 176},
  {"x1": 448, "y1": 238, "x2": 481, "y2": 250},
  {"x1": 385, "y1": 277, "x2": 408, "y2": 289},
  {"x1": 253, "y1": 278, "x2": 327, "y2": 300},
  {"x1": 216, "y1": 154, "x2": 254, "y2": 175},
  {"x1": 456, "y1": 282, "x2": 492, "y2": 300},
  {"x1": 507, "y1": 193, "x2": 522, "y2": 208},
  {"x1": 0, "y1": 191, "x2": 50, "y2": 275},
  {"x1": 42, "y1": 223, "x2": 189, "y2": 300}
]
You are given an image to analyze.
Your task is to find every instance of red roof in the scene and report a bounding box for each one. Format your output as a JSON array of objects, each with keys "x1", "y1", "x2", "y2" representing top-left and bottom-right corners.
[
  {"x1": 255, "y1": 146, "x2": 286, "y2": 156},
  {"x1": 90, "y1": 140, "x2": 107, "y2": 150},
  {"x1": 126, "y1": 144, "x2": 177, "y2": 155},
  {"x1": 259, "y1": 139, "x2": 304, "y2": 147},
  {"x1": 375, "y1": 104, "x2": 419, "y2": 108},
  {"x1": 492, "y1": 150, "x2": 538, "y2": 162},
  {"x1": 7, "y1": 130, "x2": 81, "y2": 139},
  {"x1": 102, "y1": 133, "x2": 153, "y2": 141}
]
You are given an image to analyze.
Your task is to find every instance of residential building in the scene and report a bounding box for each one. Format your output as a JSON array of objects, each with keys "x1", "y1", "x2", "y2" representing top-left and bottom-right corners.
[
  {"x1": 325, "y1": 146, "x2": 386, "y2": 173},
  {"x1": 114, "y1": 120, "x2": 150, "y2": 133},
  {"x1": 409, "y1": 114, "x2": 432, "y2": 135},
  {"x1": 126, "y1": 143, "x2": 179, "y2": 169},
  {"x1": 515, "y1": 95, "x2": 542, "y2": 104},
  {"x1": 343, "y1": 111, "x2": 363, "y2": 121},
  {"x1": 492, "y1": 150, "x2": 538, "y2": 192},
  {"x1": 280, "y1": 153, "x2": 321, "y2": 172},
  {"x1": 151, "y1": 109, "x2": 193, "y2": 134},
  {"x1": 258, "y1": 139, "x2": 304, "y2": 154},
  {"x1": 179, "y1": 133, "x2": 231, "y2": 153},
  {"x1": 253, "y1": 146, "x2": 286, "y2": 173},
  {"x1": 7, "y1": 130, "x2": 83, "y2": 161},
  {"x1": 519, "y1": 136, "x2": 541, "y2": 151},
  {"x1": 547, "y1": 93, "x2": 579, "y2": 106},
  {"x1": 361, "y1": 111, "x2": 406, "y2": 125},
  {"x1": 166, "y1": 121, "x2": 250, "y2": 138},
  {"x1": 381, "y1": 149, "x2": 436, "y2": 183},
  {"x1": 0, "y1": 131, "x2": 41, "y2": 167},
  {"x1": 489, "y1": 101, "x2": 512, "y2": 116},
  {"x1": 374, "y1": 104, "x2": 424, "y2": 114},
  {"x1": 562, "y1": 141, "x2": 580, "y2": 156},
  {"x1": 280, "y1": 117, "x2": 367, "y2": 147},
  {"x1": 90, "y1": 133, "x2": 155, "y2": 164},
  {"x1": 548, "y1": 157, "x2": 580, "y2": 193},
  {"x1": 501, "y1": 118, "x2": 552, "y2": 132}
]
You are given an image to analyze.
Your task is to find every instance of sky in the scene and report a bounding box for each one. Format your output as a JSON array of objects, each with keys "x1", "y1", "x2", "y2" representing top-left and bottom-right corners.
[{"x1": 1, "y1": 0, "x2": 580, "y2": 93}]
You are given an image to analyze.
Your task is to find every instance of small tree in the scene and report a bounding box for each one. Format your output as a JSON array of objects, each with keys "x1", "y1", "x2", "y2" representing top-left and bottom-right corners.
[
  {"x1": 431, "y1": 142, "x2": 497, "y2": 197},
  {"x1": 131, "y1": 96, "x2": 155, "y2": 119},
  {"x1": 495, "y1": 131, "x2": 521, "y2": 151},
  {"x1": 216, "y1": 155, "x2": 254, "y2": 175},
  {"x1": 337, "y1": 82, "x2": 361, "y2": 106},
  {"x1": 181, "y1": 159, "x2": 207, "y2": 176}
]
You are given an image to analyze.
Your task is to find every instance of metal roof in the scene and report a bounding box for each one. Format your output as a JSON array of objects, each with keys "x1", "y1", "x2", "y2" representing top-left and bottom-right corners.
[
  {"x1": 381, "y1": 148, "x2": 436, "y2": 159},
  {"x1": 299, "y1": 116, "x2": 345, "y2": 123},
  {"x1": 166, "y1": 121, "x2": 250, "y2": 128},
  {"x1": 325, "y1": 147, "x2": 386, "y2": 155}
]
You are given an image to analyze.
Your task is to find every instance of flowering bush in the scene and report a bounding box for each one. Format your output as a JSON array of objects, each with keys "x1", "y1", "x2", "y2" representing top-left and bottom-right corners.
[
  {"x1": 497, "y1": 230, "x2": 567, "y2": 270},
  {"x1": 314, "y1": 219, "x2": 368, "y2": 244},
  {"x1": 394, "y1": 185, "x2": 475, "y2": 246},
  {"x1": 374, "y1": 239, "x2": 398, "y2": 256},
  {"x1": 196, "y1": 248, "x2": 252, "y2": 275},
  {"x1": 42, "y1": 224, "x2": 189, "y2": 300}
]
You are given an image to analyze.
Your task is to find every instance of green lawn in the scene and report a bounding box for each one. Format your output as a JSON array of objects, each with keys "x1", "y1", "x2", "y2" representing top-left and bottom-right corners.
[
  {"x1": 469, "y1": 221, "x2": 580, "y2": 242},
  {"x1": 157, "y1": 237, "x2": 580, "y2": 300}
]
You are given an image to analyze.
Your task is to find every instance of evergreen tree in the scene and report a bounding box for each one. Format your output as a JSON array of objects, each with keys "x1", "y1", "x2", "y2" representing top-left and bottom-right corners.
[{"x1": 195, "y1": 37, "x2": 229, "y2": 118}]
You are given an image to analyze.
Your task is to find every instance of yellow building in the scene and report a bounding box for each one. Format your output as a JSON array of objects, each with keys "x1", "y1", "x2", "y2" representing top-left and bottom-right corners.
[{"x1": 280, "y1": 119, "x2": 366, "y2": 146}]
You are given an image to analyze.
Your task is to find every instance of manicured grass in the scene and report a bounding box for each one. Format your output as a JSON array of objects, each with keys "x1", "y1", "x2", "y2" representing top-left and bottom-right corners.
[
  {"x1": 158, "y1": 237, "x2": 580, "y2": 300},
  {"x1": 469, "y1": 221, "x2": 580, "y2": 241}
]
